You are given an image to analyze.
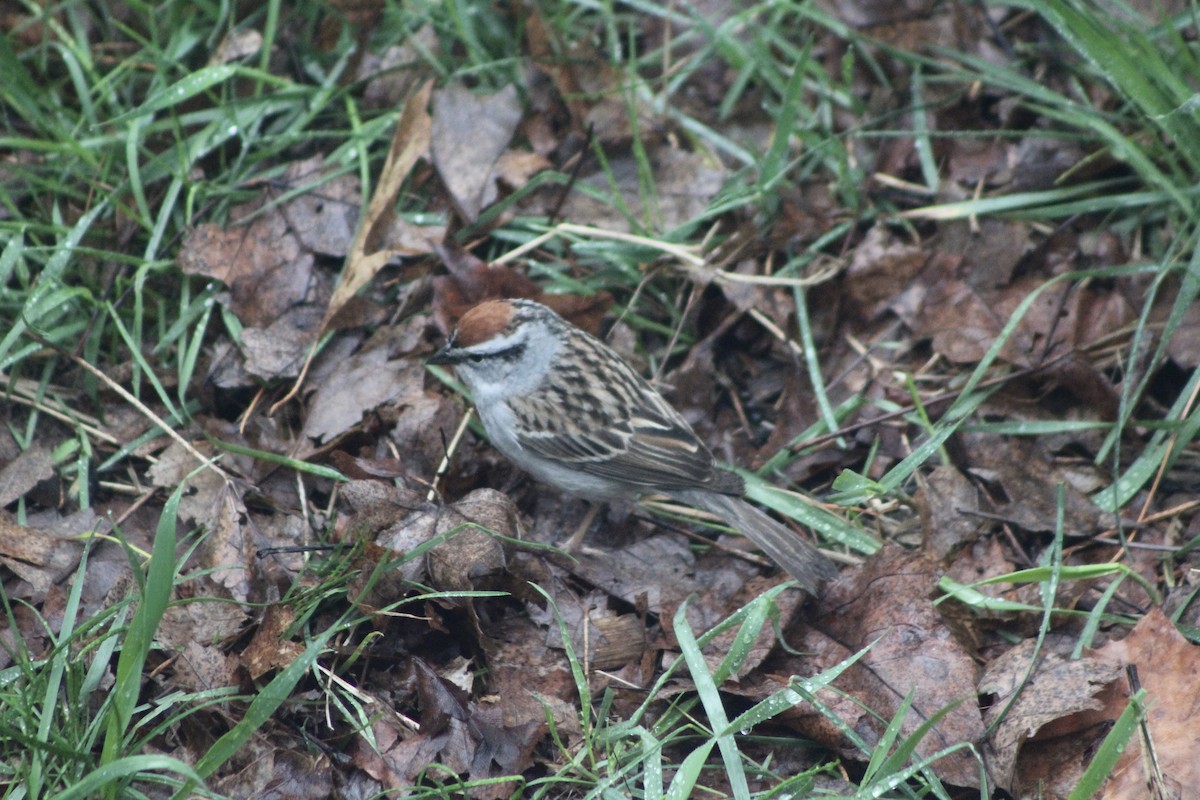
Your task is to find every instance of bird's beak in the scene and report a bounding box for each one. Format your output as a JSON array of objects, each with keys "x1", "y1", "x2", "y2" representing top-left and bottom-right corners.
[{"x1": 426, "y1": 344, "x2": 456, "y2": 366}]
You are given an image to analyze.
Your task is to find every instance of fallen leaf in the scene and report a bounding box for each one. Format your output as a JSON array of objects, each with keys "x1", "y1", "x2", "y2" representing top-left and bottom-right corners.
[
  {"x1": 431, "y1": 83, "x2": 523, "y2": 222},
  {"x1": 0, "y1": 513, "x2": 84, "y2": 600},
  {"x1": 979, "y1": 634, "x2": 1121, "y2": 793},
  {"x1": 814, "y1": 545, "x2": 986, "y2": 788},
  {"x1": 917, "y1": 465, "x2": 988, "y2": 561},
  {"x1": 241, "y1": 603, "x2": 304, "y2": 680},
  {"x1": 1095, "y1": 608, "x2": 1200, "y2": 800},
  {"x1": 325, "y1": 80, "x2": 434, "y2": 329},
  {"x1": 0, "y1": 443, "x2": 55, "y2": 507}
]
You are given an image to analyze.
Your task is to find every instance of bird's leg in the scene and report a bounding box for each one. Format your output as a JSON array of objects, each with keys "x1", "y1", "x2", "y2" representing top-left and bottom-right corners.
[{"x1": 560, "y1": 502, "x2": 602, "y2": 553}]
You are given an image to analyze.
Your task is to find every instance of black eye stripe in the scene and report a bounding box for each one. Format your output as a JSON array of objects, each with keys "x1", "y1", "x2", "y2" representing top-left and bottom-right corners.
[
  {"x1": 493, "y1": 342, "x2": 526, "y2": 361},
  {"x1": 465, "y1": 342, "x2": 525, "y2": 363}
]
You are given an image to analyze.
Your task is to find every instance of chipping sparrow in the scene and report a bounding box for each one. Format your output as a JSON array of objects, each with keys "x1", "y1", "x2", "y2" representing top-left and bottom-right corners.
[{"x1": 427, "y1": 298, "x2": 835, "y2": 593}]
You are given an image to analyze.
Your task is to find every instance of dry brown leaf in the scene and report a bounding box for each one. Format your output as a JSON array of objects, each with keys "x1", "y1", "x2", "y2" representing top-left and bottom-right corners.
[
  {"x1": 208, "y1": 28, "x2": 262, "y2": 66},
  {"x1": 0, "y1": 442, "x2": 55, "y2": 507},
  {"x1": 240, "y1": 305, "x2": 325, "y2": 380},
  {"x1": 344, "y1": 480, "x2": 518, "y2": 594},
  {"x1": 241, "y1": 603, "x2": 304, "y2": 680},
  {"x1": 324, "y1": 79, "x2": 435, "y2": 329},
  {"x1": 362, "y1": 658, "x2": 542, "y2": 799},
  {"x1": 205, "y1": 483, "x2": 252, "y2": 601},
  {"x1": 557, "y1": 534, "x2": 702, "y2": 614},
  {"x1": 425, "y1": 488, "x2": 518, "y2": 592},
  {"x1": 815, "y1": 545, "x2": 986, "y2": 788},
  {"x1": 357, "y1": 26, "x2": 438, "y2": 108},
  {"x1": 431, "y1": 83, "x2": 523, "y2": 222},
  {"x1": 1096, "y1": 608, "x2": 1200, "y2": 800},
  {"x1": 493, "y1": 148, "x2": 551, "y2": 190},
  {"x1": 979, "y1": 634, "x2": 1121, "y2": 793},
  {"x1": 280, "y1": 157, "x2": 361, "y2": 257},
  {"x1": 0, "y1": 513, "x2": 84, "y2": 600},
  {"x1": 172, "y1": 639, "x2": 237, "y2": 694},
  {"x1": 917, "y1": 465, "x2": 988, "y2": 561},
  {"x1": 845, "y1": 224, "x2": 931, "y2": 318},
  {"x1": 484, "y1": 611, "x2": 582, "y2": 734},
  {"x1": 178, "y1": 210, "x2": 312, "y2": 329},
  {"x1": 958, "y1": 433, "x2": 1107, "y2": 536},
  {"x1": 302, "y1": 347, "x2": 419, "y2": 444},
  {"x1": 528, "y1": 589, "x2": 646, "y2": 671},
  {"x1": 211, "y1": 742, "x2": 334, "y2": 800}
]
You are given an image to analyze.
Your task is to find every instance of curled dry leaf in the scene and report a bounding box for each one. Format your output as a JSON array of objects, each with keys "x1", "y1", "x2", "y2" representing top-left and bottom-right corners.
[
  {"x1": 343, "y1": 480, "x2": 519, "y2": 593},
  {"x1": 425, "y1": 488, "x2": 520, "y2": 592},
  {"x1": 0, "y1": 513, "x2": 84, "y2": 602},
  {"x1": 979, "y1": 634, "x2": 1122, "y2": 794},
  {"x1": 528, "y1": 589, "x2": 647, "y2": 672},
  {"x1": 323, "y1": 80, "x2": 436, "y2": 331}
]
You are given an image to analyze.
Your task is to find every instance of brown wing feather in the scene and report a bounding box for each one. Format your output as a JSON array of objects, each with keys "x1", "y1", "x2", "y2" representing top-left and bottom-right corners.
[
  {"x1": 517, "y1": 415, "x2": 720, "y2": 490},
  {"x1": 510, "y1": 334, "x2": 730, "y2": 492}
]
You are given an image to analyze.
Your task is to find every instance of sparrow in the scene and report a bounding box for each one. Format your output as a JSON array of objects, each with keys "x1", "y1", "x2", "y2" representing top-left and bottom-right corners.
[{"x1": 427, "y1": 298, "x2": 835, "y2": 593}]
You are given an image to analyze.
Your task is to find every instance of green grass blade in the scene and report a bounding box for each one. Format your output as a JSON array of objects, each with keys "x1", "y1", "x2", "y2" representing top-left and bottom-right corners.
[
  {"x1": 100, "y1": 477, "x2": 188, "y2": 772},
  {"x1": 673, "y1": 598, "x2": 750, "y2": 800}
]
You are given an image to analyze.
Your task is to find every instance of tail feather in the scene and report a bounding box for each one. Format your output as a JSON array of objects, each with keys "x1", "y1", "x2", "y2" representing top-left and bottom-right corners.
[{"x1": 671, "y1": 488, "x2": 835, "y2": 594}]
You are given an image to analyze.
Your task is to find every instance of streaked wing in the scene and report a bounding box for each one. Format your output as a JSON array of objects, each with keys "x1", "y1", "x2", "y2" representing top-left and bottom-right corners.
[
  {"x1": 508, "y1": 340, "x2": 721, "y2": 491},
  {"x1": 517, "y1": 405, "x2": 717, "y2": 490}
]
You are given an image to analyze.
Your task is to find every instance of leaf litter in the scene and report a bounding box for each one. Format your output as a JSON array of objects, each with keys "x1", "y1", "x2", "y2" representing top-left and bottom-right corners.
[{"x1": 2, "y1": 1, "x2": 1199, "y2": 797}]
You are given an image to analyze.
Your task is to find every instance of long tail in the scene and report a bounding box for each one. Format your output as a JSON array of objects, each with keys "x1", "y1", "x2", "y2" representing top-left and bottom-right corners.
[{"x1": 671, "y1": 488, "x2": 835, "y2": 594}]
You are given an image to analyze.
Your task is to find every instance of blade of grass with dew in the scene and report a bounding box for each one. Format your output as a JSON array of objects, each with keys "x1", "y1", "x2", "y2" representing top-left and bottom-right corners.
[
  {"x1": 738, "y1": 468, "x2": 879, "y2": 553},
  {"x1": 936, "y1": 574, "x2": 1139, "y2": 624},
  {"x1": 1038, "y1": 0, "x2": 1200, "y2": 177},
  {"x1": 1073, "y1": 574, "x2": 1129, "y2": 658},
  {"x1": 622, "y1": 583, "x2": 800, "y2": 740},
  {"x1": 709, "y1": 588, "x2": 776, "y2": 686},
  {"x1": 527, "y1": 583, "x2": 596, "y2": 775},
  {"x1": 50, "y1": 755, "x2": 204, "y2": 800},
  {"x1": 99, "y1": 479, "x2": 189, "y2": 780},
  {"x1": 1098, "y1": 237, "x2": 1197, "y2": 465},
  {"x1": 860, "y1": 689, "x2": 919, "y2": 786},
  {"x1": 1066, "y1": 688, "x2": 1146, "y2": 800},
  {"x1": 673, "y1": 598, "x2": 750, "y2": 800},
  {"x1": 663, "y1": 740, "x2": 716, "y2": 800},
  {"x1": 725, "y1": 638, "x2": 873, "y2": 735},
  {"x1": 1095, "y1": 246, "x2": 1200, "y2": 512},
  {"x1": 206, "y1": 437, "x2": 348, "y2": 482},
  {"x1": 794, "y1": 282, "x2": 842, "y2": 447},
  {"x1": 26, "y1": 539, "x2": 97, "y2": 796},
  {"x1": 978, "y1": 563, "x2": 1142, "y2": 587},
  {"x1": 986, "y1": 486, "x2": 1068, "y2": 740}
]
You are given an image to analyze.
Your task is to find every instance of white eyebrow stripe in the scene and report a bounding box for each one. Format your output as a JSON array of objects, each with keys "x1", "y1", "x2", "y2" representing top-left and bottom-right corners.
[{"x1": 464, "y1": 329, "x2": 526, "y2": 355}]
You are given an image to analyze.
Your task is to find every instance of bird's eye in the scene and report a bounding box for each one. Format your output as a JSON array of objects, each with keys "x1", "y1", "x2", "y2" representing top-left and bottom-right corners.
[{"x1": 468, "y1": 353, "x2": 485, "y2": 363}]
